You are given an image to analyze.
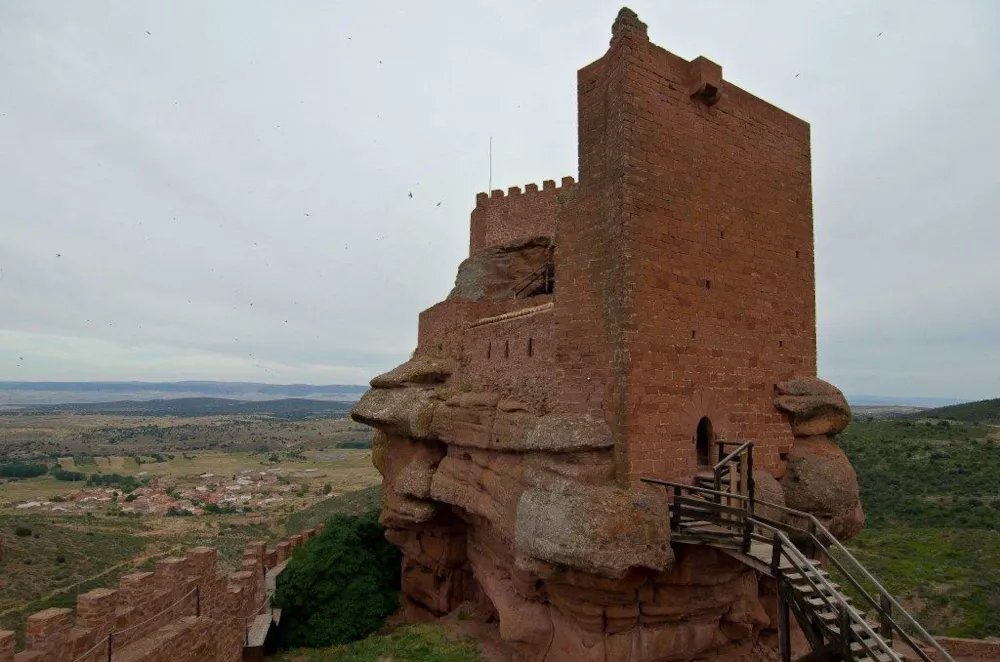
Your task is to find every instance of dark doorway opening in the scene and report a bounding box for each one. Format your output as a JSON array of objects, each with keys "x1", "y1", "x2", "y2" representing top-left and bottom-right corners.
[{"x1": 696, "y1": 417, "x2": 713, "y2": 466}]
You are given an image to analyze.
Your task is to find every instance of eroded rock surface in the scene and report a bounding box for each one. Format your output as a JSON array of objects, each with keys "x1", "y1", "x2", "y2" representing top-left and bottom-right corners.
[
  {"x1": 780, "y1": 436, "x2": 865, "y2": 539},
  {"x1": 774, "y1": 378, "x2": 851, "y2": 437},
  {"x1": 351, "y1": 367, "x2": 831, "y2": 661}
]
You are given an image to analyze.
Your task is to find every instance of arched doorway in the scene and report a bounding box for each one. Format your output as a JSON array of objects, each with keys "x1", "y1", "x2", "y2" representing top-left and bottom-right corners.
[{"x1": 696, "y1": 416, "x2": 714, "y2": 466}]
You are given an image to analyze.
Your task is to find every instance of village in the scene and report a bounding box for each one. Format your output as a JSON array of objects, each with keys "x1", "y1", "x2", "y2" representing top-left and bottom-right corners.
[{"x1": 0, "y1": 448, "x2": 377, "y2": 518}]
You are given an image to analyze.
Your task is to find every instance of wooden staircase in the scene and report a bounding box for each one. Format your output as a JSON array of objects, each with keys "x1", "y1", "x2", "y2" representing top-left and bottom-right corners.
[{"x1": 642, "y1": 441, "x2": 953, "y2": 662}]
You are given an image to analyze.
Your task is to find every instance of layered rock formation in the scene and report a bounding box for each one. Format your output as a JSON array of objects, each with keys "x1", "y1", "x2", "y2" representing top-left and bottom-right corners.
[
  {"x1": 352, "y1": 368, "x2": 862, "y2": 661},
  {"x1": 774, "y1": 379, "x2": 864, "y2": 539}
]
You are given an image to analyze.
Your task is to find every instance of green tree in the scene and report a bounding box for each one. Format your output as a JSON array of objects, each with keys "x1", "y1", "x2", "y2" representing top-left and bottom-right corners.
[{"x1": 274, "y1": 510, "x2": 401, "y2": 648}]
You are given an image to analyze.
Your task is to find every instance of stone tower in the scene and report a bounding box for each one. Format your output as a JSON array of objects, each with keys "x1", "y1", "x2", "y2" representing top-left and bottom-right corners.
[{"x1": 354, "y1": 8, "x2": 861, "y2": 661}]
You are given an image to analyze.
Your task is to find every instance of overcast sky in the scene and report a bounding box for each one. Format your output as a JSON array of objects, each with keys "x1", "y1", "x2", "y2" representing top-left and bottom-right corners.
[{"x1": 1, "y1": 1, "x2": 998, "y2": 400}]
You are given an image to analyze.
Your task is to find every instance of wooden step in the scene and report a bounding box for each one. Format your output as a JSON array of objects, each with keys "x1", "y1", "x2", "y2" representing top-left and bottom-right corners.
[
  {"x1": 851, "y1": 640, "x2": 896, "y2": 662},
  {"x1": 806, "y1": 594, "x2": 855, "y2": 610},
  {"x1": 792, "y1": 581, "x2": 841, "y2": 599}
]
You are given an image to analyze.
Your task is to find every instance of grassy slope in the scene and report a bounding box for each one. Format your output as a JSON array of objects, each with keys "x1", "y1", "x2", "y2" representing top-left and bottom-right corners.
[
  {"x1": 284, "y1": 484, "x2": 381, "y2": 534},
  {"x1": 839, "y1": 419, "x2": 1000, "y2": 637},
  {"x1": 271, "y1": 623, "x2": 481, "y2": 662},
  {"x1": 914, "y1": 398, "x2": 1000, "y2": 424}
]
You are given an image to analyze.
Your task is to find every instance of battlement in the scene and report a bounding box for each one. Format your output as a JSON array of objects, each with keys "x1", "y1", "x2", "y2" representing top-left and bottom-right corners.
[
  {"x1": 0, "y1": 525, "x2": 323, "y2": 662},
  {"x1": 474, "y1": 176, "x2": 576, "y2": 207},
  {"x1": 469, "y1": 177, "x2": 575, "y2": 255}
]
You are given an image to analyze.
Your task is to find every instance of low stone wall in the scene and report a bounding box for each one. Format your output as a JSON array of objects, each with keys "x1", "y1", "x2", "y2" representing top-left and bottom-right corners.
[{"x1": 0, "y1": 525, "x2": 323, "y2": 662}]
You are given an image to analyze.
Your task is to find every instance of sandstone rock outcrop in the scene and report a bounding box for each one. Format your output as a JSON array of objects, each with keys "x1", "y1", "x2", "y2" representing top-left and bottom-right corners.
[
  {"x1": 772, "y1": 378, "x2": 864, "y2": 540},
  {"x1": 773, "y1": 378, "x2": 851, "y2": 437},
  {"x1": 780, "y1": 436, "x2": 865, "y2": 539},
  {"x1": 352, "y1": 367, "x2": 824, "y2": 661}
]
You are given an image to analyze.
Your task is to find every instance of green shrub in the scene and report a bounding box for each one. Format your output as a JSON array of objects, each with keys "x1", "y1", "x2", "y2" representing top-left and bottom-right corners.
[
  {"x1": 52, "y1": 469, "x2": 85, "y2": 481},
  {"x1": 14, "y1": 526, "x2": 32, "y2": 537},
  {"x1": 274, "y1": 509, "x2": 401, "y2": 649},
  {"x1": 55, "y1": 554, "x2": 66, "y2": 563},
  {"x1": 0, "y1": 462, "x2": 47, "y2": 478}
]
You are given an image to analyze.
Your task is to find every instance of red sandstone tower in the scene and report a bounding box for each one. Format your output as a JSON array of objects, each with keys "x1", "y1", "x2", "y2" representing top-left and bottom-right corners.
[
  {"x1": 417, "y1": 8, "x2": 813, "y2": 484},
  {"x1": 354, "y1": 8, "x2": 861, "y2": 661}
]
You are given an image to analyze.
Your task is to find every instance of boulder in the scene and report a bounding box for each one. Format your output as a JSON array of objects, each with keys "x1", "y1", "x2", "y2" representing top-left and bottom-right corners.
[
  {"x1": 514, "y1": 475, "x2": 672, "y2": 578},
  {"x1": 351, "y1": 386, "x2": 439, "y2": 440},
  {"x1": 774, "y1": 378, "x2": 851, "y2": 437},
  {"x1": 751, "y1": 471, "x2": 787, "y2": 524},
  {"x1": 780, "y1": 436, "x2": 864, "y2": 539},
  {"x1": 448, "y1": 237, "x2": 553, "y2": 301}
]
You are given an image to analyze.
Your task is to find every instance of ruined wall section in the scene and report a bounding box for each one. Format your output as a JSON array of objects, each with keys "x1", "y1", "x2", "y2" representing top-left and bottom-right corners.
[
  {"x1": 607, "y1": 13, "x2": 813, "y2": 481},
  {"x1": 0, "y1": 526, "x2": 323, "y2": 662},
  {"x1": 469, "y1": 179, "x2": 574, "y2": 256}
]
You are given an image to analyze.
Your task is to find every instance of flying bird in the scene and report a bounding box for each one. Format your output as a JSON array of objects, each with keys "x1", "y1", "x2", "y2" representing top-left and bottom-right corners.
[
  {"x1": 304, "y1": 213, "x2": 310, "y2": 217},
  {"x1": 436, "y1": 202, "x2": 442, "y2": 207},
  {"x1": 55, "y1": 253, "x2": 61, "y2": 257},
  {"x1": 794, "y1": 73, "x2": 800, "y2": 78},
  {"x1": 408, "y1": 192, "x2": 413, "y2": 199},
  {"x1": 146, "y1": 31, "x2": 151, "y2": 36},
  {"x1": 877, "y1": 32, "x2": 883, "y2": 37}
]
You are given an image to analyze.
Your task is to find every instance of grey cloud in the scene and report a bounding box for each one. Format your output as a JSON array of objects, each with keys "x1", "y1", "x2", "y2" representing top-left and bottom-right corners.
[{"x1": 1, "y1": 0, "x2": 998, "y2": 400}]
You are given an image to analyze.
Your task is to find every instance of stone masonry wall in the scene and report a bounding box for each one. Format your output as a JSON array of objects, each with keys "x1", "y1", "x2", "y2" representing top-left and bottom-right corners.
[
  {"x1": 617, "y1": 18, "x2": 813, "y2": 482},
  {"x1": 469, "y1": 179, "x2": 574, "y2": 256},
  {"x1": 0, "y1": 526, "x2": 322, "y2": 662}
]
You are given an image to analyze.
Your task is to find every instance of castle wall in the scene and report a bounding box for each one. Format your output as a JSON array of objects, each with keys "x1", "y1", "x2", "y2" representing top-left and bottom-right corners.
[
  {"x1": 551, "y1": 12, "x2": 812, "y2": 482},
  {"x1": 551, "y1": 21, "x2": 639, "y2": 481},
  {"x1": 615, "y1": 18, "x2": 812, "y2": 480},
  {"x1": 458, "y1": 304, "x2": 556, "y2": 412},
  {"x1": 0, "y1": 526, "x2": 323, "y2": 662},
  {"x1": 469, "y1": 179, "x2": 573, "y2": 256}
]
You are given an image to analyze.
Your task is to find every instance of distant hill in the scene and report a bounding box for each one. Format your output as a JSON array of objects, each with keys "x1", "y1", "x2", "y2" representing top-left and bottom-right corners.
[
  {"x1": 0, "y1": 381, "x2": 368, "y2": 406},
  {"x1": 0, "y1": 397, "x2": 354, "y2": 419},
  {"x1": 914, "y1": 398, "x2": 1000, "y2": 424},
  {"x1": 847, "y1": 394, "x2": 964, "y2": 407}
]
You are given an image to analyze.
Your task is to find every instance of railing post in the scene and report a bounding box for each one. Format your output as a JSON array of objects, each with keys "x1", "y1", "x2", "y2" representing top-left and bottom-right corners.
[
  {"x1": 777, "y1": 585, "x2": 792, "y2": 662},
  {"x1": 879, "y1": 594, "x2": 893, "y2": 645},
  {"x1": 770, "y1": 535, "x2": 783, "y2": 578},
  {"x1": 670, "y1": 486, "x2": 681, "y2": 530},
  {"x1": 196, "y1": 586, "x2": 201, "y2": 617},
  {"x1": 840, "y1": 605, "x2": 853, "y2": 661},
  {"x1": 746, "y1": 444, "x2": 755, "y2": 517},
  {"x1": 741, "y1": 506, "x2": 752, "y2": 554},
  {"x1": 107, "y1": 633, "x2": 113, "y2": 662}
]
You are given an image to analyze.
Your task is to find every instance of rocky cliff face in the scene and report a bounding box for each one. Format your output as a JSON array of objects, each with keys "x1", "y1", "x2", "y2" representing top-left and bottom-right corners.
[{"x1": 351, "y1": 363, "x2": 863, "y2": 661}]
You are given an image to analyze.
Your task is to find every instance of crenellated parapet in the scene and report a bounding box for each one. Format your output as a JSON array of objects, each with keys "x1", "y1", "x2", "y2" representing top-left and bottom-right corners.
[
  {"x1": 469, "y1": 177, "x2": 575, "y2": 255},
  {"x1": 0, "y1": 524, "x2": 324, "y2": 662}
]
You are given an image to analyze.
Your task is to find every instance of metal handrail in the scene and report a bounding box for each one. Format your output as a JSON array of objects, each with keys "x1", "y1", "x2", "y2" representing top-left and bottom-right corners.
[
  {"x1": 642, "y1": 476, "x2": 953, "y2": 662},
  {"x1": 750, "y1": 519, "x2": 902, "y2": 662},
  {"x1": 753, "y1": 499, "x2": 952, "y2": 662}
]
